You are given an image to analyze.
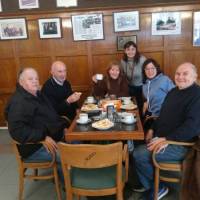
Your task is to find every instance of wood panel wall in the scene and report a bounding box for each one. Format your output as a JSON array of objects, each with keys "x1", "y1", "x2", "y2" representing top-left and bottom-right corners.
[{"x1": 0, "y1": 3, "x2": 200, "y2": 125}]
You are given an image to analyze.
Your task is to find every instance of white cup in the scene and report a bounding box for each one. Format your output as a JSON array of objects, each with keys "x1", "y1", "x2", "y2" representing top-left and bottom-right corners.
[
  {"x1": 96, "y1": 74, "x2": 103, "y2": 81},
  {"x1": 87, "y1": 96, "x2": 95, "y2": 103},
  {"x1": 79, "y1": 113, "x2": 88, "y2": 123},
  {"x1": 123, "y1": 98, "x2": 131, "y2": 105},
  {"x1": 122, "y1": 113, "x2": 135, "y2": 123}
]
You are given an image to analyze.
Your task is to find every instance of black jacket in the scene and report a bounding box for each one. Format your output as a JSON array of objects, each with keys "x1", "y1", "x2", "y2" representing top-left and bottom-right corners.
[
  {"x1": 42, "y1": 78, "x2": 78, "y2": 120},
  {"x1": 5, "y1": 85, "x2": 67, "y2": 158}
]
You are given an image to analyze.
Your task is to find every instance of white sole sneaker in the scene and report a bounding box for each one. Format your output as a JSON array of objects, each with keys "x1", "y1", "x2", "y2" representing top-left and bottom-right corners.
[{"x1": 158, "y1": 187, "x2": 169, "y2": 200}]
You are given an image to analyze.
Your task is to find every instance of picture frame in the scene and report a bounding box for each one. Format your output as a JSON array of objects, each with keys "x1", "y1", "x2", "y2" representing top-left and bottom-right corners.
[
  {"x1": 71, "y1": 13, "x2": 104, "y2": 41},
  {"x1": 117, "y1": 35, "x2": 137, "y2": 51},
  {"x1": 0, "y1": 18, "x2": 28, "y2": 40},
  {"x1": 18, "y1": 0, "x2": 39, "y2": 9},
  {"x1": 38, "y1": 18, "x2": 62, "y2": 39},
  {"x1": 193, "y1": 11, "x2": 200, "y2": 47},
  {"x1": 152, "y1": 12, "x2": 181, "y2": 35},
  {"x1": 0, "y1": 0, "x2": 2, "y2": 12},
  {"x1": 113, "y1": 11, "x2": 139, "y2": 32},
  {"x1": 56, "y1": 0, "x2": 77, "y2": 7}
]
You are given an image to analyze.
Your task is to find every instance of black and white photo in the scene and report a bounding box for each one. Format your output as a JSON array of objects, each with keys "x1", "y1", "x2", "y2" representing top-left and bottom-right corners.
[
  {"x1": 72, "y1": 14, "x2": 104, "y2": 41},
  {"x1": 19, "y1": 0, "x2": 39, "y2": 9},
  {"x1": 152, "y1": 12, "x2": 181, "y2": 35},
  {"x1": 38, "y1": 18, "x2": 62, "y2": 39},
  {"x1": 0, "y1": 18, "x2": 28, "y2": 40}
]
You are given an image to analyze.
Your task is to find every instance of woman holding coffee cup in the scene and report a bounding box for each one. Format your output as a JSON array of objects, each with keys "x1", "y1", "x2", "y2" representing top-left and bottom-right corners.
[
  {"x1": 92, "y1": 61, "x2": 129, "y2": 98},
  {"x1": 142, "y1": 58, "x2": 174, "y2": 132},
  {"x1": 121, "y1": 41, "x2": 146, "y2": 118}
]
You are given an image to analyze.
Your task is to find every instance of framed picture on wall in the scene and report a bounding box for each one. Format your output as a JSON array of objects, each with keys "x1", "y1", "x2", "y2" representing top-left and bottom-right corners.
[
  {"x1": 0, "y1": 18, "x2": 28, "y2": 40},
  {"x1": 117, "y1": 35, "x2": 137, "y2": 51},
  {"x1": 0, "y1": 0, "x2": 2, "y2": 12},
  {"x1": 56, "y1": 0, "x2": 77, "y2": 7},
  {"x1": 71, "y1": 13, "x2": 104, "y2": 41},
  {"x1": 193, "y1": 11, "x2": 200, "y2": 46},
  {"x1": 113, "y1": 11, "x2": 139, "y2": 32},
  {"x1": 152, "y1": 12, "x2": 181, "y2": 35},
  {"x1": 18, "y1": 0, "x2": 39, "y2": 9},
  {"x1": 38, "y1": 18, "x2": 62, "y2": 39}
]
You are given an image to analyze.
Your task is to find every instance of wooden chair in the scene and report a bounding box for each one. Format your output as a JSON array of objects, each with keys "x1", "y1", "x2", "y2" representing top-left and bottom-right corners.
[
  {"x1": 152, "y1": 140, "x2": 194, "y2": 200},
  {"x1": 58, "y1": 142, "x2": 129, "y2": 200},
  {"x1": 12, "y1": 140, "x2": 62, "y2": 200}
]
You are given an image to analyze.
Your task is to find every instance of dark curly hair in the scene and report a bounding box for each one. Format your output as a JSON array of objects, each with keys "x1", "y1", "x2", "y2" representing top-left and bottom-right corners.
[
  {"x1": 122, "y1": 41, "x2": 141, "y2": 64},
  {"x1": 142, "y1": 58, "x2": 162, "y2": 83}
]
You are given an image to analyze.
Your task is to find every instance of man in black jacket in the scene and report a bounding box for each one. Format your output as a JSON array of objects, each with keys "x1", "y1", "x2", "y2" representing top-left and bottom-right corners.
[
  {"x1": 42, "y1": 61, "x2": 81, "y2": 123},
  {"x1": 133, "y1": 62, "x2": 200, "y2": 200},
  {"x1": 5, "y1": 68, "x2": 67, "y2": 164}
]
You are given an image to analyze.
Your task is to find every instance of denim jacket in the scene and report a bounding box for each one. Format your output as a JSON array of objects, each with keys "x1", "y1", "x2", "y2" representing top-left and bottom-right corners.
[{"x1": 143, "y1": 73, "x2": 174, "y2": 116}]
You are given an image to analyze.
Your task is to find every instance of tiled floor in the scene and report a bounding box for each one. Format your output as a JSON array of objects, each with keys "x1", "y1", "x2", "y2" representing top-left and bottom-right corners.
[{"x1": 0, "y1": 129, "x2": 180, "y2": 200}]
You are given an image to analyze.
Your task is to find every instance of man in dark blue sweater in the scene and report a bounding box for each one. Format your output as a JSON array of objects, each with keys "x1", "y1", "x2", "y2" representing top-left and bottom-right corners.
[
  {"x1": 42, "y1": 61, "x2": 81, "y2": 124},
  {"x1": 133, "y1": 62, "x2": 200, "y2": 200}
]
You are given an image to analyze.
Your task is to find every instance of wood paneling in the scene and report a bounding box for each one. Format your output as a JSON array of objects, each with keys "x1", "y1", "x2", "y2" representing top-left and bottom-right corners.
[
  {"x1": 19, "y1": 57, "x2": 52, "y2": 84},
  {"x1": 0, "y1": 3, "x2": 200, "y2": 125}
]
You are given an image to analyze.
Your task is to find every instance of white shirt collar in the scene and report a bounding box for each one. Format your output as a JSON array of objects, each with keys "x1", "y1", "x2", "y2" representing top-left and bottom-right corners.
[{"x1": 52, "y1": 76, "x2": 64, "y2": 86}]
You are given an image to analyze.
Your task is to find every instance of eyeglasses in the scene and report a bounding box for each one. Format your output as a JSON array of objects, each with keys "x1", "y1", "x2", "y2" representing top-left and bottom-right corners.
[{"x1": 145, "y1": 67, "x2": 156, "y2": 71}]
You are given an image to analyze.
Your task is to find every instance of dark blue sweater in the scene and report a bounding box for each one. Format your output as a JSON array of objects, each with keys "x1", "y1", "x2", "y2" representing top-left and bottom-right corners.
[{"x1": 155, "y1": 83, "x2": 200, "y2": 142}]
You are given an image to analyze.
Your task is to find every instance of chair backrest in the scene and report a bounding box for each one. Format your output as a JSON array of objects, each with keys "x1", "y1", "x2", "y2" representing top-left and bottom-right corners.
[{"x1": 58, "y1": 142, "x2": 123, "y2": 169}]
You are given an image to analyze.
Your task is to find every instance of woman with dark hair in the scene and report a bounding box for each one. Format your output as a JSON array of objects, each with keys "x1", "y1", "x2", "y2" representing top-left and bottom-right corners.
[
  {"x1": 92, "y1": 61, "x2": 129, "y2": 98},
  {"x1": 142, "y1": 58, "x2": 174, "y2": 118},
  {"x1": 121, "y1": 41, "x2": 146, "y2": 117}
]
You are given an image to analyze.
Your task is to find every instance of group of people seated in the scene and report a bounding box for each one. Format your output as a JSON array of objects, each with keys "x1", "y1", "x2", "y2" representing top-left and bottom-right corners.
[{"x1": 5, "y1": 41, "x2": 200, "y2": 199}]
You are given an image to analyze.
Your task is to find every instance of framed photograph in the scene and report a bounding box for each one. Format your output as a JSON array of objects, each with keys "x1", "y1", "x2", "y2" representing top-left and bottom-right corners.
[
  {"x1": 0, "y1": 0, "x2": 2, "y2": 12},
  {"x1": 38, "y1": 18, "x2": 62, "y2": 39},
  {"x1": 152, "y1": 12, "x2": 181, "y2": 35},
  {"x1": 113, "y1": 11, "x2": 139, "y2": 32},
  {"x1": 117, "y1": 35, "x2": 137, "y2": 51},
  {"x1": 0, "y1": 18, "x2": 28, "y2": 40},
  {"x1": 56, "y1": 0, "x2": 77, "y2": 7},
  {"x1": 193, "y1": 11, "x2": 200, "y2": 46},
  {"x1": 71, "y1": 13, "x2": 104, "y2": 41},
  {"x1": 18, "y1": 0, "x2": 39, "y2": 9}
]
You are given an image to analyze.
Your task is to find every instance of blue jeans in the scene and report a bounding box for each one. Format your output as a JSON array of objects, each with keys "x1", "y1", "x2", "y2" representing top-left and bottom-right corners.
[
  {"x1": 133, "y1": 144, "x2": 188, "y2": 190},
  {"x1": 24, "y1": 146, "x2": 63, "y2": 183}
]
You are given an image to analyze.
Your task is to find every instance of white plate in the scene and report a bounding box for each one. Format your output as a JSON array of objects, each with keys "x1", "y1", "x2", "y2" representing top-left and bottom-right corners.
[
  {"x1": 121, "y1": 118, "x2": 136, "y2": 124},
  {"x1": 120, "y1": 104, "x2": 137, "y2": 110},
  {"x1": 76, "y1": 118, "x2": 92, "y2": 125},
  {"x1": 84, "y1": 100, "x2": 96, "y2": 104},
  {"x1": 92, "y1": 119, "x2": 114, "y2": 130}
]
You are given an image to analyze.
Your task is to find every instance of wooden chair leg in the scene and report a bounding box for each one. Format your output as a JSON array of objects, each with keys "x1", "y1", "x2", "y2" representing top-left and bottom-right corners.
[
  {"x1": 19, "y1": 170, "x2": 24, "y2": 200},
  {"x1": 154, "y1": 167, "x2": 160, "y2": 200},
  {"x1": 53, "y1": 166, "x2": 62, "y2": 200},
  {"x1": 77, "y1": 195, "x2": 81, "y2": 200}
]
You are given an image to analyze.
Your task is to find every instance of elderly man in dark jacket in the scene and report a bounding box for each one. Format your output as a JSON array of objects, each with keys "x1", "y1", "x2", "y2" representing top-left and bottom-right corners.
[
  {"x1": 133, "y1": 62, "x2": 200, "y2": 200},
  {"x1": 5, "y1": 68, "x2": 67, "y2": 164}
]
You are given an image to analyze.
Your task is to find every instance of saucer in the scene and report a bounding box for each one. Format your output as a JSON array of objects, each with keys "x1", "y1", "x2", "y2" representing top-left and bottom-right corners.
[{"x1": 76, "y1": 118, "x2": 92, "y2": 125}]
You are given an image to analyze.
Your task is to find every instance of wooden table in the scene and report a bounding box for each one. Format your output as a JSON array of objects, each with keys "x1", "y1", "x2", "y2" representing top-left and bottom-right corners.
[{"x1": 65, "y1": 109, "x2": 144, "y2": 142}]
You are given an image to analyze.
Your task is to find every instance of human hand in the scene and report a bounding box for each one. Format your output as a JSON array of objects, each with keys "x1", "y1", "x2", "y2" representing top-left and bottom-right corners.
[
  {"x1": 43, "y1": 136, "x2": 57, "y2": 154},
  {"x1": 145, "y1": 129, "x2": 154, "y2": 144},
  {"x1": 67, "y1": 92, "x2": 82, "y2": 104},
  {"x1": 147, "y1": 137, "x2": 167, "y2": 152},
  {"x1": 92, "y1": 75, "x2": 98, "y2": 83}
]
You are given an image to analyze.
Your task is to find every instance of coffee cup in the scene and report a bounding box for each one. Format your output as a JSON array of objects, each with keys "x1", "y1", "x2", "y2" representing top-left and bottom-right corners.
[
  {"x1": 79, "y1": 113, "x2": 88, "y2": 123},
  {"x1": 87, "y1": 96, "x2": 95, "y2": 103},
  {"x1": 96, "y1": 74, "x2": 103, "y2": 81},
  {"x1": 123, "y1": 98, "x2": 131, "y2": 105},
  {"x1": 122, "y1": 113, "x2": 135, "y2": 124}
]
